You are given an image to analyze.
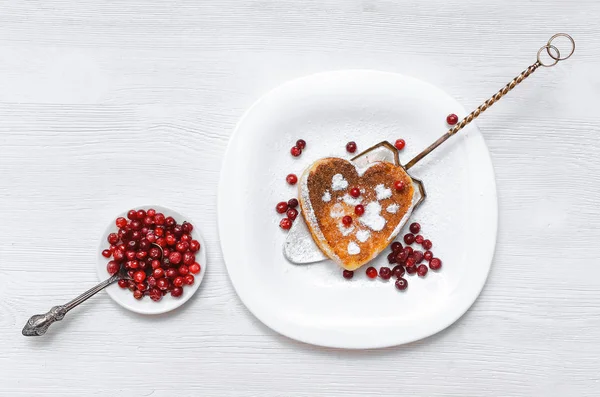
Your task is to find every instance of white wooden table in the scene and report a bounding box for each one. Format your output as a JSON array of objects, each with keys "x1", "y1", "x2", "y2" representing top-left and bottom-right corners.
[{"x1": 1, "y1": 1, "x2": 599, "y2": 395}]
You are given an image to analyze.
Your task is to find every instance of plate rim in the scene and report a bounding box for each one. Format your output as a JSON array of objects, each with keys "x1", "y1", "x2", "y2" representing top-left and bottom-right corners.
[{"x1": 218, "y1": 69, "x2": 498, "y2": 348}]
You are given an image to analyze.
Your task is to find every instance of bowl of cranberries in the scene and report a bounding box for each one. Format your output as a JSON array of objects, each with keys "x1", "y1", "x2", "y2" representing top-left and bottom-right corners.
[{"x1": 97, "y1": 206, "x2": 206, "y2": 314}]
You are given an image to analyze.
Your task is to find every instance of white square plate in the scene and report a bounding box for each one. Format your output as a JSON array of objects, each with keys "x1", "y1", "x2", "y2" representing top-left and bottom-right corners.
[{"x1": 218, "y1": 70, "x2": 497, "y2": 348}]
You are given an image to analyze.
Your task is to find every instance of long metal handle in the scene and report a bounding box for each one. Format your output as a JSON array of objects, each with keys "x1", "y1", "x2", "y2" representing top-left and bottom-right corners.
[
  {"x1": 22, "y1": 272, "x2": 122, "y2": 336},
  {"x1": 405, "y1": 33, "x2": 574, "y2": 170}
]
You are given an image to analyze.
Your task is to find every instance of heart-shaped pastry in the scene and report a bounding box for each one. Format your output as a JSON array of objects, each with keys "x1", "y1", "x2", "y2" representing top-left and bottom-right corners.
[{"x1": 299, "y1": 157, "x2": 415, "y2": 270}]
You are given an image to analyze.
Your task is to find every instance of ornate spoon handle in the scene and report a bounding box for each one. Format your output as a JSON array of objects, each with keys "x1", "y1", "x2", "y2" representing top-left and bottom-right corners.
[
  {"x1": 22, "y1": 272, "x2": 122, "y2": 336},
  {"x1": 404, "y1": 33, "x2": 574, "y2": 170}
]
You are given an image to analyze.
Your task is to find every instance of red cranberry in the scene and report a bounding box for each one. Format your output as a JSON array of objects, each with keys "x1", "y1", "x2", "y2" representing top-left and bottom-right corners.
[
  {"x1": 184, "y1": 274, "x2": 195, "y2": 285},
  {"x1": 394, "y1": 139, "x2": 406, "y2": 150},
  {"x1": 394, "y1": 180, "x2": 406, "y2": 191},
  {"x1": 143, "y1": 216, "x2": 154, "y2": 226},
  {"x1": 165, "y1": 268, "x2": 178, "y2": 279},
  {"x1": 146, "y1": 233, "x2": 157, "y2": 243},
  {"x1": 395, "y1": 250, "x2": 409, "y2": 263},
  {"x1": 415, "y1": 235, "x2": 424, "y2": 244},
  {"x1": 424, "y1": 251, "x2": 433, "y2": 261},
  {"x1": 147, "y1": 208, "x2": 156, "y2": 217},
  {"x1": 128, "y1": 260, "x2": 140, "y2": 269},
  {"x1": 109, "y1": 245, "x2": 117, "y2": 253},
  {"x1": 173, "y1": 276, "x2": 184, "y2": 287},
  {"x1": 395, "y1": 278, "x2": 408, "y2": 290},
  {"x1": 151, "y1": 259, "x2": 161, "y2": 269},
  {"x1": 403, "y1": 246, "x2": 413, "y2": 256},
  {"x1": 182, "y1": 222, "x2": 194, "y2": 234},
  {"x1": 342, "y1": 270, "x2": 354, "y2": 279},
  {"x1": 189, "y1": 240, "x2": 201, "y2": 252},
  {"x1": 131, "y1": 220, "x2": 142, "y2": 231},
  {"x1": 116, "y1": 217, "x2": 127, "y2": 228},
  {"x1": 409, "y1": 222, "x2": 420, "y2": 234},
  {"x1": 107, "y1": 233, "x2": 119, "y2": 245},
  {"x1": 280, "y1": 218, "x2": 292, "y2": 230},
  {"x1": 149, "y1": 288, "x2": 162, "y2": 301},
  {"x1": 406, "y1": 266, "x2": 417, "y2": 275},
  {"x1": 429, "y1": 258, "x2": 442, "y2": 270},
  {"x1": 286, "y1": 174, "x2": 298, "y2": 185},
  {"x1": 146, "y1": 276, "x2": 157, "y2": 287},
  {"x1": 166, "y1": 235, "x2": 177, "y2": 246},
  {"x1": 296, "y1": 139, "x2": 306, "y2": 149},
  {"x1": 446, "y1": 113, "x2": 458, "y2": 125},
  {"x1": 137, "y1": 282, "x2": 147, "y2": 291},
  {"x1": 342, "y1": 216, "x2": 353, "y2": 226},
  {"x1": 131, "y1": 231, "x2": 142, "y2": 241},
  {"x1": 127, "y1": 210, "x2": 137, "y2": 220},
  {"x1": 392, "y1": 265, "x2": 405, "y2": 278},
  {"x1": 133, "y1": 270, "x2": 146, "y2": 283},
  {"x1": 102, "y1": 249, "x2": 111, "y2": 258},
  {"x1": 178, "y1": 265, "x2": 189, "y2": 276},
  {"x1": 291, "y1": 146, "x2": 302, "y2": 157},
  {"x1": 118, "y1": 279, "x2": 128, "y2": 288},
  {"x1": 113, "y1": 250, "x2": 125, "y2": 262},
  {"x1": 154, "y1": 213, "x2": 165, "y2": 225},
  {"x1": 136, "y1": 250, "x2": 147, "y2": 260},
  {"x1": 276, "y1": 201, "x2": 288, "y2": 214},
  {"x1": 287, "y1": 208, "x2": 298, "y2": 221},
  {"x1": 287, "y1": 198, "x2": 299, "y2": 208},
  {"x1": 403, "y1": 233, "x2": 415, "y2": 245},
  {"x1": 391, "y1": 242, "x2": 403, "y2": 252},
  {"x1": 387, "y1": 252, "x2": 397, "y2": 264},
  {"x1": 149, "y1": 247, "x2": 161, "y2": 259},
  {"x1": 422, "y1": 239, "x2": 433, "y2": 250},
  {"x1": 153, "y1": 268, "x2": 164, "y2": 279},
  {"x1": 379, "y1": 267, "x2": 392, "y2": 280},
  {"x1": 175, "y1": 241, "x2": 188, "y2": 253},
  {"x1": 346, "y1": 141, "x2": 357, "y2": 153},
  {"x1": 125, "y1": 250, "x2": 136, "y2": 261},
  {"x1": 154, "y1": 227, "x2": 165, "y2": 237},
  {"x1": 366, "y1": 267, "x2": 377, "y2": 279},
  {"x1": 106, "y1": 261, "x2": 119, "y2": 275},
  {"x1": 169, "y1": 252, "x2": 182, "y2": 265},
  {"x1": 171, "y1": 287, "x2": 183, "y2": 297},
  {"x1": 355, "y1": 204, "x2": 365, "y2": 216},
  {"x1": 181, "y1": 234, "x2": 191, "y2": 242},
  {"x1": 155, "y1": 237, "x2": 166, "y2": 247},
  {"x1": 417, "y1": 264, "x2": 428, "y2": 277},
  {"x1": 139, "y1": 239, "x2": 151, "y2": 251},
  {"x1": 135, "y1": 209, "x2": 145, "y2": 219},
  {"x1": 405, "y1": 258, "x2": 416, "y2": 268},
  {"x1": 189, "y1": 262, "x2": 201, "y2": 274},
  {"x1": 156, "y1": 278, "x2": 169, "y2": 291},
  {"x1": 165, "y1": 216, "x2": 176, "y2": 227},
  {"x1": 412, "y1": 251, "x2": 424, "y2": 264},
  {"x1": 133, "y1": 290, "x2": 143, "y2": 300},
  {"x1": 183, "y1": 252, "x2": 195, "y2": 266},
  {"x1": 117, "y1": 243, "x2": 126, "y2": 252},
  {"x1": 172, "y1": 225, "x2": 183, "y2": 237},
  {"x1": 350, "y1": 187, "x2": 360, "y2": 197},
  {"x1": 127, "y1": 240, "x2": 139, "y2": 251}
]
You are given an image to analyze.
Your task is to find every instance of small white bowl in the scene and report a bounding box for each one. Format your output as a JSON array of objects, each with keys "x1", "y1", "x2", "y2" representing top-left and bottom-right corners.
[{"x1": 97, "y1": 205, "x2": 206, "y2": 315}]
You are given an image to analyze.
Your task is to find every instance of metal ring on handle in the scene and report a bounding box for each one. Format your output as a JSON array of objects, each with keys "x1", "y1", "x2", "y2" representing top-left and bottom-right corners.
[
  {"x1": 547, "y1": 33, "x2": 575, "y2": 61},
  {"x1": 537, "y1": 44, "x2": 560, "y2": 67}
]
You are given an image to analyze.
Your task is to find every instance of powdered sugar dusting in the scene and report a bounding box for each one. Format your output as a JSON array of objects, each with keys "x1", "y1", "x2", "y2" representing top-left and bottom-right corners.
[
  {"x1": 322, "y1": 190, "x2": 331, "y2": 202},
  {"x1": 331, "y1": 174, "x2": 348, "y2": 191},
  {"x1": 341, "y1": 193, "x2": 362, "y2": 206},
  {"x1": 375, "y1": 184, "x2": 392, "y2": 201},
  {"x1": 337, "y1": 223, "x2": 355, "y2": 236},
  {"x1": 357, "y1": 164, "x2": 375, "y2": 177},
  {"x1": 358, "y1": 201, "x2": 386, "y2": 231},
  {"x1": 356, "y1": 229, "x2": 371, "y2": 243},
  {"x1": 347, "y1": 242, "x2": 360, "y2": 255},
  {"x1": 386, "y1": 204, "x2": 399, "y2": 214},
  {"x1": 330, "y1": 203, "x2": 345, "y2": 218}
]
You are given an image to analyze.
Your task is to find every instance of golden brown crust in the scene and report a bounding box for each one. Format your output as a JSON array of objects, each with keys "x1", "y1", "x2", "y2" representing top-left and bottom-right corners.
[{"x1": 299, "y1": 157, "x2": 414, "y2": 270}]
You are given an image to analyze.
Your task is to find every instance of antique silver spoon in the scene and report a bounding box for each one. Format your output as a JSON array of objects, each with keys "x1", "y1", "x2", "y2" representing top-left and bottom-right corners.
[{"x1": 22, "y1": 265, "x2": 131, "y2": 336}]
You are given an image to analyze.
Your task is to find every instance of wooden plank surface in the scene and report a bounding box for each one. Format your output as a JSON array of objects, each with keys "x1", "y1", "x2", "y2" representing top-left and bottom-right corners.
[{"x1": 1, "y1": 1, "x2": 599, "y2": 395}]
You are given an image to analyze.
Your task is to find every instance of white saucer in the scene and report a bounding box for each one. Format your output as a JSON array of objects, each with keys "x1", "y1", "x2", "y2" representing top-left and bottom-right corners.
[
  {"x1": 218, "y1": 70, "x2": 498, "y2": 348},
  {"x1": 97, "y1": 205, "x2": 206, "y2": 315}
]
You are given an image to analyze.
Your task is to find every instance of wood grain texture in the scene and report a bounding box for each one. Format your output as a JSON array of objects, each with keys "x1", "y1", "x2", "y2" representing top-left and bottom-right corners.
[{"x1": 1, "y1": 0, "x2": 600, "y2": 395}]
